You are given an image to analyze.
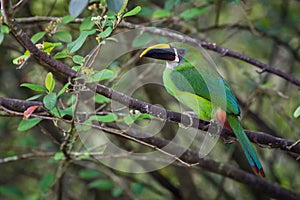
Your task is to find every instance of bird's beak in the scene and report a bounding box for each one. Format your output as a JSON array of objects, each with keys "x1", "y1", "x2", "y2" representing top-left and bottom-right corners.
[{"x1": 140, "y1": 44, "x2": 177, "y2": 61}]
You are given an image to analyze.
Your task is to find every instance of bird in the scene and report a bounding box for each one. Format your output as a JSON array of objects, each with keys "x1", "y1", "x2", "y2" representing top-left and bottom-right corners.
[{"x1": 140, "y1": 43, "x2": 265, "y2": 177}]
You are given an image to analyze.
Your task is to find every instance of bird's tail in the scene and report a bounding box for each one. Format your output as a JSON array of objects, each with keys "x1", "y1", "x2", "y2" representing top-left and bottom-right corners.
[{"x1": 227, "y1": 114, "x2": 265, "y2": 177}]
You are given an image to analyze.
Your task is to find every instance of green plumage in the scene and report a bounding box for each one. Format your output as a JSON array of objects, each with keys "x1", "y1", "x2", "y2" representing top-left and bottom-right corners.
[{"x1": 161, "y1": 43, "x2": 264, "y2": 176}]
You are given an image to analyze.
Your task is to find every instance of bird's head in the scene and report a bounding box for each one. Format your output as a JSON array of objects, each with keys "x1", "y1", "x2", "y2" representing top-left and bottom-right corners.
[{"x1": 140, "y1": 44, "x2": 186, "y2": 68}]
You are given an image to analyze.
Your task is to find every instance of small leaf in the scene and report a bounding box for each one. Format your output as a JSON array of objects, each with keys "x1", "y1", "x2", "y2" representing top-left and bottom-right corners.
[
  {"x1": 53, "y1": 152, "x2": 64, "y2": 161},
  {"x1": 31, "y1": 31, "x2": 46, "y2": 43},
  {"x1": 88, "y1": 180, "x2": 114, "y2": 190},
  {"x1": 180, "y1": 7, "x2": 208, "y2": 20},
  {"x1": 0, "y1": 25, "x2": 10, "y2": 34},
  {"x1": 57, "y1": 83, "x2": 70, "y2": 97},
  {"x1": 12, "y1": 55, "x2": 30, "y2": 65},
  {"x1": 67, "y1": 29, "x2": 96, "y2": 53},
  {"x1": 0, "y1": 32, "x2": 4, "y2": 45},
  {"x1": 72, "y1": 65, "x2": 82, "y2": 71},
  {"x1": 39, "y1": 173, "x2": 56, "y2": 192},
  {"x1": 98, "y1": 27, "x2": 113, "y2": 39},
  {"x1": 43, "y1": 93, "x2": 57, "y2": 110},
  {"x1": 45, "y1": 72, "x2": 55, "y2": 93},
  {"x1": 123, "y1": 6, "x2": 142, "y2": 17},
  {"x1": 59, "y1": 106, "x2": 74, "y2": 117},
  {"x1": 17, "y1": 118, "x2": 42, "y2": 131},
  {"x1": 87, "y1": 69, "x2": 115, "y2": 82},
  {"x1": 53, "y1": 32, "x2": 72, "y2": 43},
  {"x1": 152, "y1": 9, "x2": 171, "y2": 19},
  {"x1": 61, "y1": 15, "x2": 75, "y2": 24},
  {"x1": 79, "y1": 169, "x2": 102, "y2": 179},
  {"x1": 94, "y1": 94, "x2": 110, "y2": 104},
  {"x1": 89, "y1": 113, "x2": 117, "y2": 123},
  {"x1": 23, "y1": 106, "x2": 39, "y2": 119},
  {"x1": 26, "y1": 94, "x2": 43, "y2": 101},
  {"x1": 69, "y1": 0, "x2": 89, "y2": 17},
  {"x1": 293, "y1": 106, "x2": 300, "y2": 118},
  {"x1": 80, "y1": 17, "x2": 95, "y2": 31},
  {"x1": 43, "y1": 42, "x2": 62, "y2": 54},
  {"x1": 73, "y1": 55, "x2": 85, "y2": 64},
  {"x1": 0, "y1": 185, "x2": 24, "y2": 198},
  {"x1": 124, "y1": 116, "x2": 134, "y2": 125},
  {"x1": 21, "y1": 83, "x2": 47, "y2": 92},
  {"x1": 112, "y1": 187, "x2": 123, "y2": 197},
  {"x1": 132, "y1": 183, "x2": 144, "y2": 194},
  {"x1": 54, "y1": 50, "x2": 68, "y2": 59}
]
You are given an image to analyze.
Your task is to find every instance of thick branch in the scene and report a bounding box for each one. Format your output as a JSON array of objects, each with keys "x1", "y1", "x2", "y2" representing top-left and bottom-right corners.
[{"x1": 1, "y1": 97, "x2": 300, "y2": 156}]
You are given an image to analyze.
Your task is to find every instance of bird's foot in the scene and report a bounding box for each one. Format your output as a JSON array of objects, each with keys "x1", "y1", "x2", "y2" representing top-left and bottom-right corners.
[
  {"x1": 179, "y1": 111, "x2": 196, "y2": 129},
  {"x1": 221, "y1": 137, "x2": 238, "y2": 144}
]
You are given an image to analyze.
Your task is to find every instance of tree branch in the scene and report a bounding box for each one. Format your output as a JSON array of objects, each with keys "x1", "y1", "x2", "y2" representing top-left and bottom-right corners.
[
  {"x1": 1, "y1": 97, "x2": 299, "y2": 199},
  {"x1": 13, "y1": 16, "x2": 300, "y2": 87},
  {"x1": 1, "y1": 96, "x2": 300, "y2": 156},
  {"x1": 120, "y1": 21, "x2": 300, "y2": 88}
]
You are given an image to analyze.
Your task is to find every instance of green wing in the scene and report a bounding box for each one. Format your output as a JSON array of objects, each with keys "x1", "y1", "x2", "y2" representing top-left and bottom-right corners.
[{"x1": 169, "y1": 64, "x2": 240, "y2": 116}]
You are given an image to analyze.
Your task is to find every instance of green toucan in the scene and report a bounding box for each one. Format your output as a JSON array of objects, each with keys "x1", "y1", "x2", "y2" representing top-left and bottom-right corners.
[{"x1": 140, "y1": 43, "x2": 265, "y2": 177}]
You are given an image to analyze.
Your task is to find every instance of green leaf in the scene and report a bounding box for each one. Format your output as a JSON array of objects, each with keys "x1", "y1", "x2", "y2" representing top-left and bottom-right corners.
[
  {"x1": 112, "y1": 187, "x2": 123, "y2": 197},
  {"x1": 39, "y1": 173, "x2": 56, "y2": 192},
  {"x1": 89, "y1": 113, "x2": 117, "y2": 123},
  {"x1": 57, "y1": 83, "x2": 70, "y2": 97},
  {"x1": 180, "y1": 7, "x2": 208, "y2": 20},
  {"x1": 69, "y1": 0, "x2": 89, "y2": 17},
  {"x1": 43, "y1": 42, "x2": 62, "y2": 53},
  {"x1": 79, "y1": 169, "x2": 102, "y2": 179},
  {"x1": 43, "y1": 93, "x2": 57, "y2": 110},
  {"x1": 132, "y1": 32, "x2": 153, "y2": 47},
  {"x1": 94, "y1": 94, "x2": 110, "y2": 104},
  {"x1": 26, "y1": 94, "x2": 43, "y2": 101},
  {"x1": 21, "y1": 83, "x2": 47, "y2": 92},
  {"x1": 45, "y1": 72, "x2": 56, "y2": 93},
  {"x1": 0, "y1": 32, "x2": 4, "y2": 45},
  {"x1": 59, "y1": 106, "x2": 74, "y2": 117},
  {"x1": 61, "y1": 15, "x2": 75, "y2": 24},
  {"x1": 54, "y1": 50, "x2": 68, "y2": 59},
  {"x1": 107, "y1": 0, "x2": 124, "y2": 13},
  {"x1": 293, "y1": 106, "x2": 300, "y2": 118},
  {"x1": 164, "y1": 0, "x2": 175, "y2": 10},
  {"x1": 98, "y1": 27, "x2": 113, "y2": 39},
  {"x1": 80, "y1": 17, "x2": 95, "y2": 31},
  {"x1": 12, "y1": 54, "x2": 30, "y2": 65},
  {"x1": 123, "y1": 6, "x2": 142, "y2": 17},
  {"x1": 73, "y1": 55, "x2": 85, "y2": 64},
  {"x1": 53, "y1": 31, "x2": 72, "y2": 43},
  {"x1": 88, "y1": 180, "x2": 114, "y2": 190},
  {"x1": 124, "y1": 116, "x2": 134, "y2": 125},
  {"x1": 17, "y1": 118, "x2": 42, "y2": 132},
  {"x1": 87, "y1": 69, "x2": 115, "y2": 82},
  {"x1": 53, "y1": 152, "x2": 64, "y2": 161},
  {"x1": 31, "y1": 31, "x2": 46, "y2": 43},
  {"x1": 0, "y1": 185, "x2": 24, "y2": 198},
  {"x1": 132, "y1": 183, "x2": 144, "y2": 194},
  {"x1": 152, "y1": 9, "x2": 171, "y2": 19},
  {"x1": 67, "y1": 29, "x2": 96, "y2": 53},
  {"x1": 72, "y1": 65, "x2": 82, "y2": 71},
  {"x1": 0, "y1": 25, "x2": 10, "y2": 34}
]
